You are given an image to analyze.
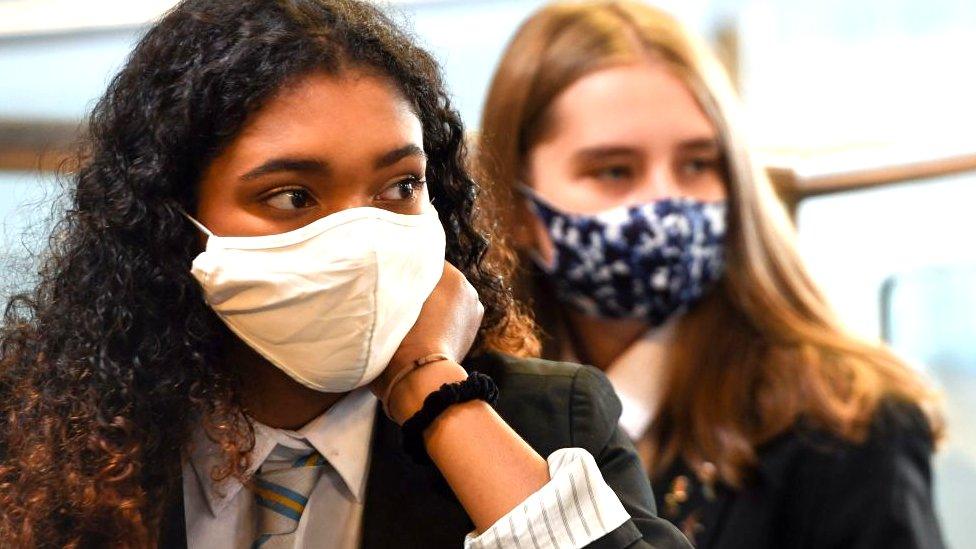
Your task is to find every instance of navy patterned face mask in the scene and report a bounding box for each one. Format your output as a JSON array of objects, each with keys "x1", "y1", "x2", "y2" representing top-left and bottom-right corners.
[{"x1": 523, "y1": 188, "x2": 727, "y2": 326}]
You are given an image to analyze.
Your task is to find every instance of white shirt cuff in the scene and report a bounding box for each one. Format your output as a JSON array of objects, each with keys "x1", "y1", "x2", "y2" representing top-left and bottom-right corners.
[{"x1": 464, "y1": 448, "x2": 631, "y2": 549}]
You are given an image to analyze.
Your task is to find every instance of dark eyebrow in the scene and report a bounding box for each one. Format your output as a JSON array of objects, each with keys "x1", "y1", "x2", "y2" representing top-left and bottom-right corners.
[
  {"x1": 241, "y1": 157, "x2": 329, "y2": 181},
  {"x1": 375, "y1": 144, "x2": 426, "y2": 169}
]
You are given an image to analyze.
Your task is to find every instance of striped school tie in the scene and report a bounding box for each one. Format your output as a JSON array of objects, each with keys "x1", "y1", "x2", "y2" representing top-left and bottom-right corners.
[{"x1": 252, "y1": 451, "x2": 328, "y2": 549}]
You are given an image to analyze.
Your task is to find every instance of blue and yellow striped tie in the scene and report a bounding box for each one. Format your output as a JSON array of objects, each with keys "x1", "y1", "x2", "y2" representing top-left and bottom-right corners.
[{"x1": 252, "y1": 451, "x2": 327, "y2": 549}]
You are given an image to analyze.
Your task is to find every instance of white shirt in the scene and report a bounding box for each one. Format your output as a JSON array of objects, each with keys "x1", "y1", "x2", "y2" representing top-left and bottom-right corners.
[
  {"x1": 184, "y1": 387, "x2": 376, "y2": 549},
  {"x1": 184, "y1": 387, "x2": 632, "y2": 549},
  {"x1": 561, "y1": 320, "x2": 677, "y2": 441}
]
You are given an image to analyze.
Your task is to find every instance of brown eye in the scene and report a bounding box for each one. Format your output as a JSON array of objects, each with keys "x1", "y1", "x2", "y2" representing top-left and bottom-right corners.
[
  {"x1": 376, "y1": 177, "x2": 425, "y2": 201},
  {"x1": 265, "y1": 188, "x2": 315, "y2": 210}
]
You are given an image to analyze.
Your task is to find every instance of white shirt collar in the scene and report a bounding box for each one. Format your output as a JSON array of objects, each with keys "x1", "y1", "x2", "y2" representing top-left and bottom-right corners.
[
  {"x1": 560, "y1": 318, "x2": 677, "y2": 440},
  {"x1": 189, "y1": 387, "x2": 378, "y2": 517}
]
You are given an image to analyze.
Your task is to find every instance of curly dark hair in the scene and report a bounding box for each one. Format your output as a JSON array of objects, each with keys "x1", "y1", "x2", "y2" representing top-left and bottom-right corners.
[{"x1": 0, "y1": 0, "x2": 536, "y2": 545}]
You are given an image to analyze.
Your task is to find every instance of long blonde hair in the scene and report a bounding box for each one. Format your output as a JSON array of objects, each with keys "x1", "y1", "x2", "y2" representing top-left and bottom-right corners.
[{"x1": 476, "y1": 0, "x2": 942, "y2": 486}]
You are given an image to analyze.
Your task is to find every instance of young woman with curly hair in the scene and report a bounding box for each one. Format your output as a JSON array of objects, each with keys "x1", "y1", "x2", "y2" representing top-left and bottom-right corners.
[
  {"x1": 475, "y1": 1, "x2": 945, "y2": 547},
  {"x1": 0, "y1": 1, "x2": 690, "y2": 547}
]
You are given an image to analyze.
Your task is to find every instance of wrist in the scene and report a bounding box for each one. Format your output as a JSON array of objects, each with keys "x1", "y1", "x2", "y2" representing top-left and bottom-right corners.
[{"x1": 387, "y1": 359, "x2": 468, "y2": 425}]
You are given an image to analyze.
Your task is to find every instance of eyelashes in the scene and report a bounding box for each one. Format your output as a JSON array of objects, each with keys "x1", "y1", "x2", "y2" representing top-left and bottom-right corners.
[
  {"x1": 264, "y1": 187, "x2": 315, "y2": 211},
  {"x1": 259, "y1": 174, "x2": 427, "y2": 213},
  {"x1": 375, "y1": 176, "x2": 426, "y2": 201}
]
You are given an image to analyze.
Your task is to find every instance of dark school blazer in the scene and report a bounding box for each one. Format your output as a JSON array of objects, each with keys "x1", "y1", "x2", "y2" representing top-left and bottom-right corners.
[
  {"x1": 651, "y1": 399, "x2": 945, "y2": 549},
  {"x1": 523, "y1": 266, "x2": 944, "y2": 548},
  {"x1": 160, "y1": 353, "x2": 691, "y2": 548}
]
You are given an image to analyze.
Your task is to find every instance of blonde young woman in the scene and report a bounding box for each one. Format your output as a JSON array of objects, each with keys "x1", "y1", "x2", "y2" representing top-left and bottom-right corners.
[{"x1": 476, "y1": 2, "x2": 945, "y2": 547}]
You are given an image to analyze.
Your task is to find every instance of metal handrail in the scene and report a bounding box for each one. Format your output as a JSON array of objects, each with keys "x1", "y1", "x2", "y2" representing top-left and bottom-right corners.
[
  {"x1": 0, "y1": 119, "x2": 81, "y2": 173},
  {"x1": 764, "y1": 144, "x2": 976, "y2": 215}
]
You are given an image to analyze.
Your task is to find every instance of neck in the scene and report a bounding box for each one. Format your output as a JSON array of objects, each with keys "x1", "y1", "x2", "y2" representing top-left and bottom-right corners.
[
  {"x1": 226, "y1": 334, "x2": 345, "y2": 430},
  {"x1": 565, "y1": 310, "x2": 650, "y2": 371}
]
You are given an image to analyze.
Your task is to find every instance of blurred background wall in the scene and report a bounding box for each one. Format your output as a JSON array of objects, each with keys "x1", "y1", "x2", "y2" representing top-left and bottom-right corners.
[{"x1": 1, "y1": 1, "x2": 974, "y2": 545}]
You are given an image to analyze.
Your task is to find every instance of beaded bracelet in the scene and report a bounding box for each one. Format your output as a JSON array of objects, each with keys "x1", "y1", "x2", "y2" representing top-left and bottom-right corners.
[{"x1": 400, "y1": 372, "x2": 499, "y2": 465}]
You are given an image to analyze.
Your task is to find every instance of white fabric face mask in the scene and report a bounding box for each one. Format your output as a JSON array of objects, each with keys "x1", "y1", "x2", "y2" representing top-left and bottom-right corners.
[{"x1": 186, "y1": 204, "x2": 446, "y2": 393}]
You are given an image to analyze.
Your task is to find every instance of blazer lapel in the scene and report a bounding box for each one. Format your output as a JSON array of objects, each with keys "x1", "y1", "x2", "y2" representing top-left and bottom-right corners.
[{"x1": 360, "y1": 404, "x2": 473, "y2": 549}]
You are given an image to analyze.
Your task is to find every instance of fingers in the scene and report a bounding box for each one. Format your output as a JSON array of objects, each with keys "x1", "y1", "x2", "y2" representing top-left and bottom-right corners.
[
  {"x1": 373, "y1": 262, "x2": 484, "y2": 398},
  {"x1": 441, "y1": 261, "x2": 484, "y2": 308},
  {"x1": 441, "y1": 263, "x2": 482, "y2": 315},
  {"x1": 440, "y1": 262, "x2": 485, "y2": 360}
]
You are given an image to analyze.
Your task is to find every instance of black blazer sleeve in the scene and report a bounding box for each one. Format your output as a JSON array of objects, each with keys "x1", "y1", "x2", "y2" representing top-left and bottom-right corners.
[
  {"x1": 798, "y1": 401, "x2": 945, "y2": 549},
  {"x1": 358, "y1": 353, "x2": 693, "y2": 549},
  {"x1": 567, "y1": 365, "x2": 690, "y2": 549}
]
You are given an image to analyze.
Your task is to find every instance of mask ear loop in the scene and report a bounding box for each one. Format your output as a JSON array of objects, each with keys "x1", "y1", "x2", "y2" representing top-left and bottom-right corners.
[
  {"x1": 512, "y1": 184, "x2": 559, "y2": 272},
  {"x1": 514, "y1": 182, "x2": 538, "y2": 201},
  {"x1": 515, "y1": 183, "x2": 567, "y2": 216},
  {"x1": 176, "y1": 206, "x2": 215, "y2": 238}
]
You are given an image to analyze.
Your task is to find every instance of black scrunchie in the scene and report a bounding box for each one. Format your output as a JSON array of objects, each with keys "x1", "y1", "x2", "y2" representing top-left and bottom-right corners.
[{"x1": 400, "y1": 372, "x2": 499, "y2": 465}]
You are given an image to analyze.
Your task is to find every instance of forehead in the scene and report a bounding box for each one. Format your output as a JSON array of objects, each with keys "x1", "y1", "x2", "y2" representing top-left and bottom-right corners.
[
  {"x1": 544, "y1": 61, "x2": 716, "y2": 148},
  {"x1": 223, "y1": 69, "x2": 423, "y2": 164}
]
